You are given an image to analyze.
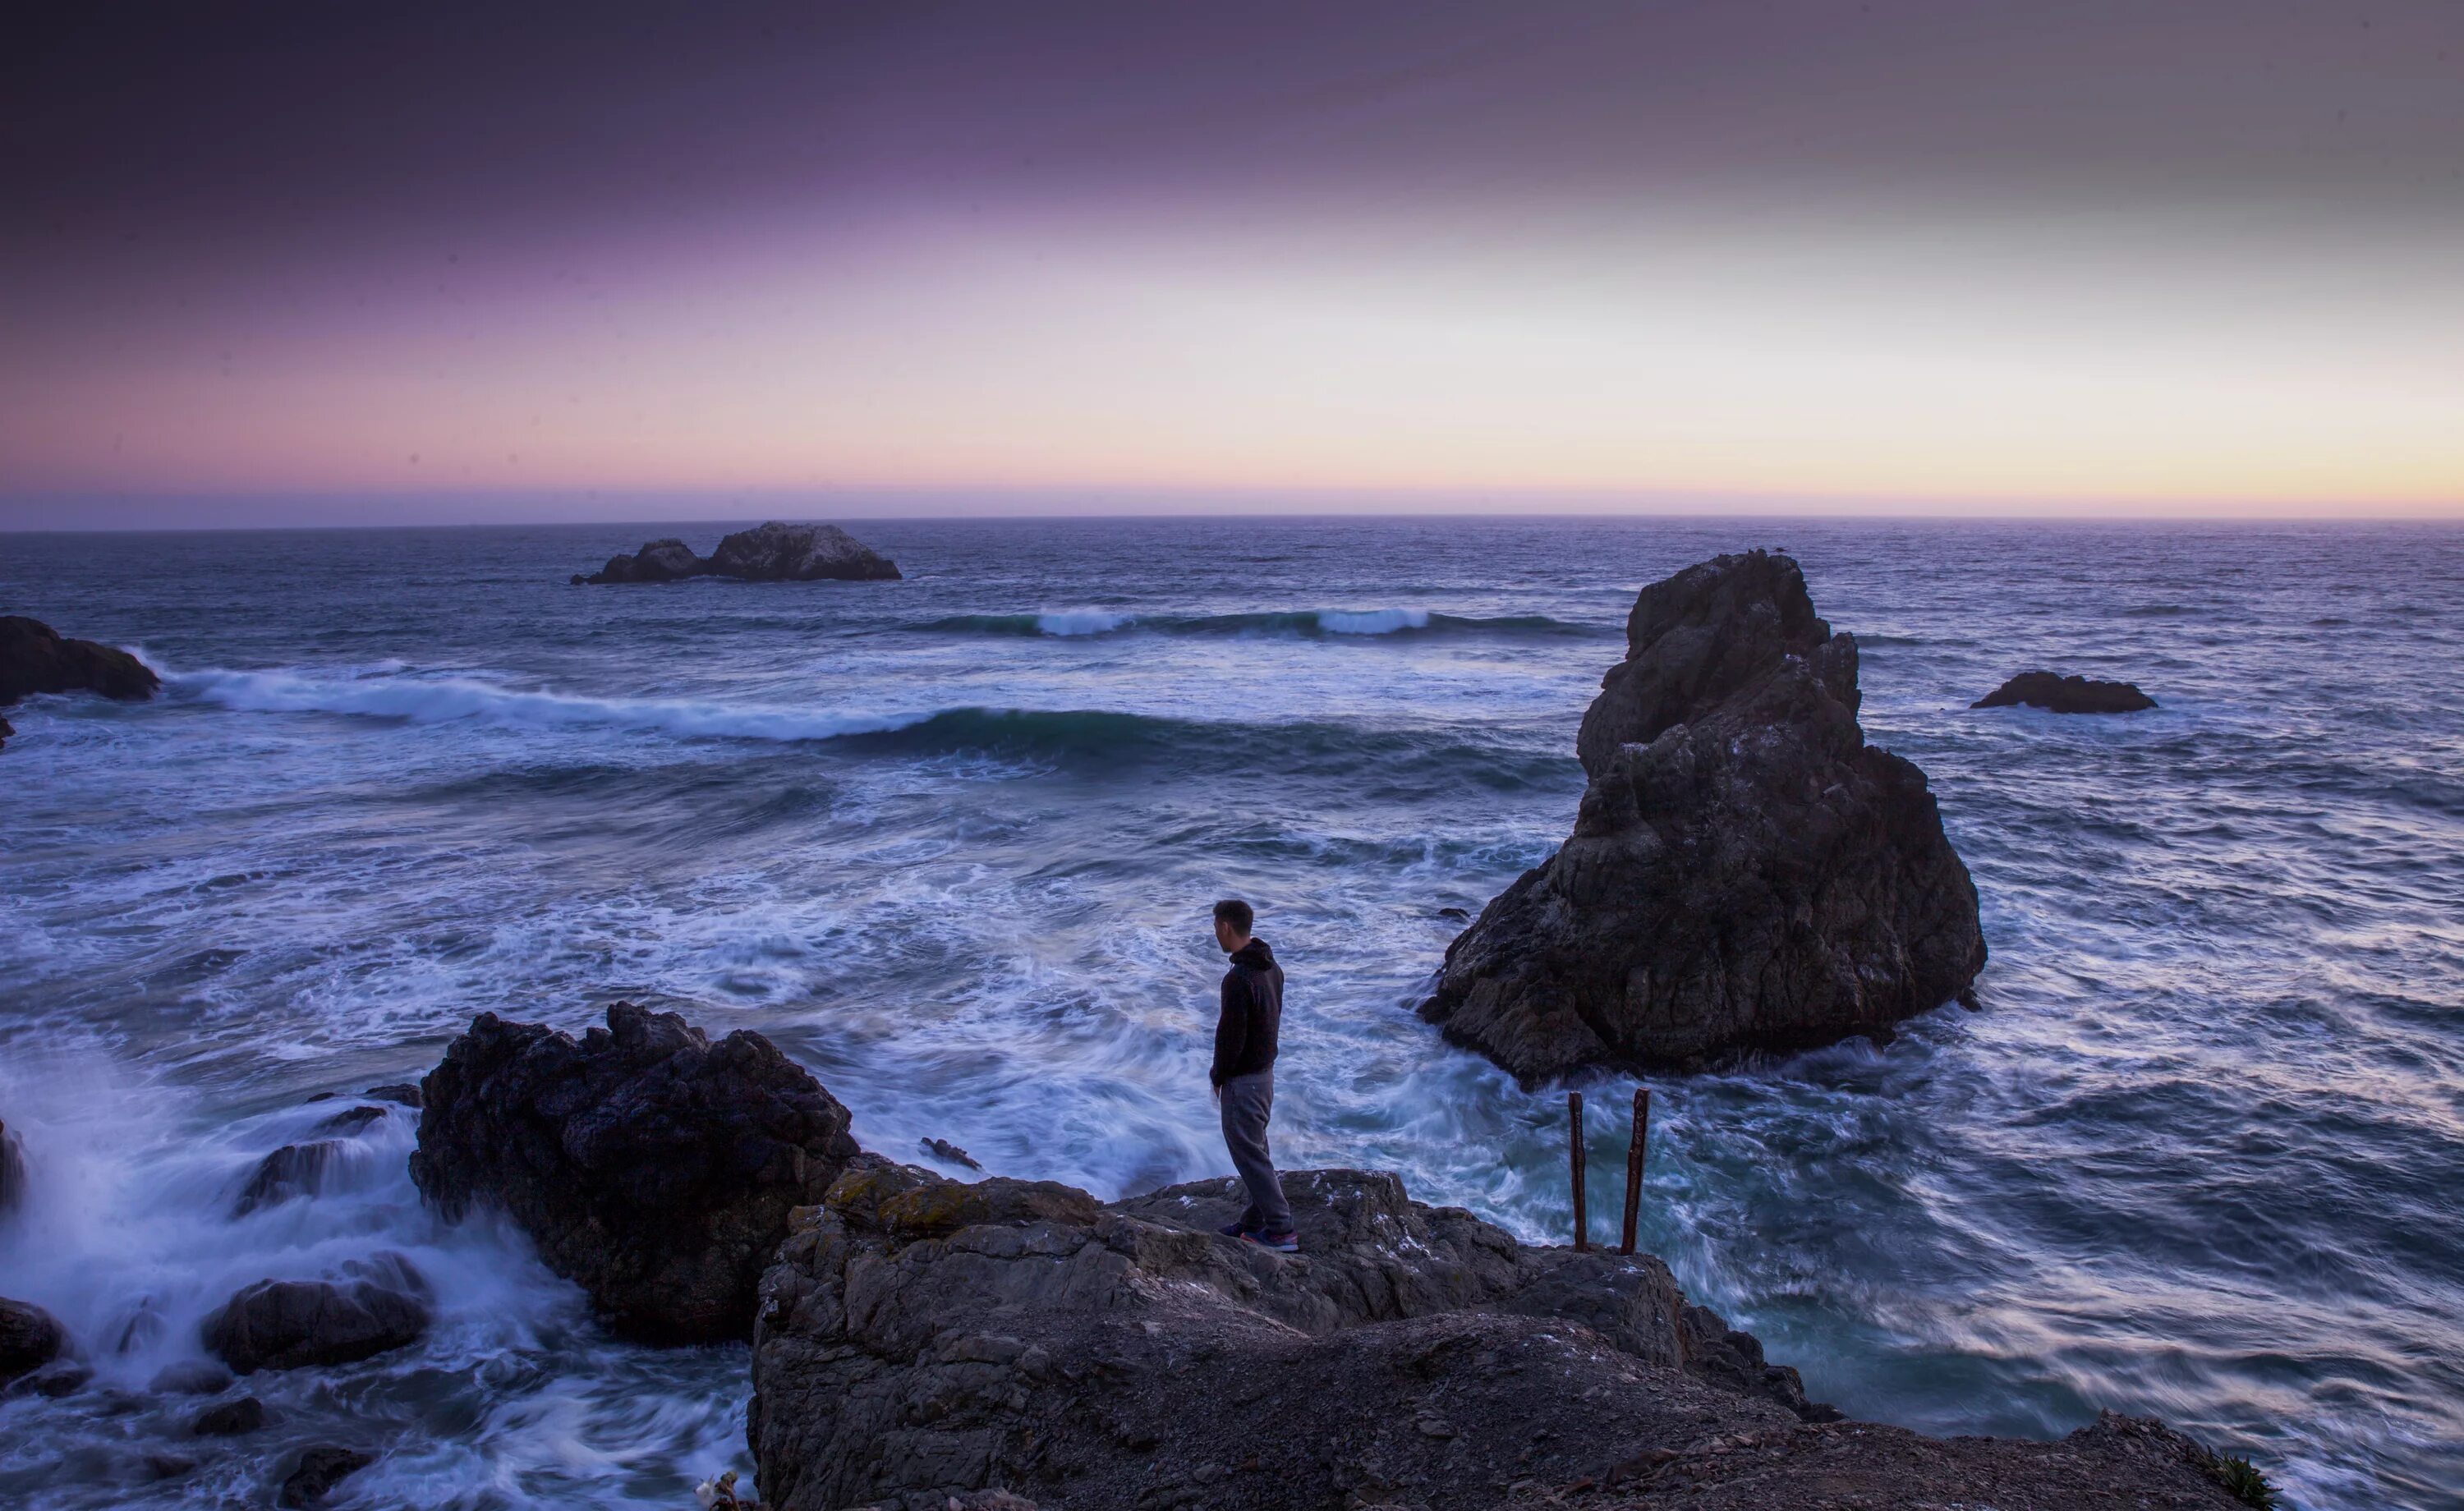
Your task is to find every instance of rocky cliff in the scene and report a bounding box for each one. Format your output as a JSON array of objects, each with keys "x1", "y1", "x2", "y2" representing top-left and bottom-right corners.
[
  {"x1": 1420, "y1": 551, "x2": 1985, "y2": 1082},
  {"x1": 751, "y1": 1160, "x2": 2242, "y2": 1511}
]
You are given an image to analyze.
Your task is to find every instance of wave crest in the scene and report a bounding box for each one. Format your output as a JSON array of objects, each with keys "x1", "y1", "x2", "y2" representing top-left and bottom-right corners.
[{"x1": 914, "y1": 609, "x2": 1598, "y2": 640}]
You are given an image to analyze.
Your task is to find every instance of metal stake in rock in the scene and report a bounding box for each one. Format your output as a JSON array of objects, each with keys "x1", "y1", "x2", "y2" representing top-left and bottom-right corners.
[
  {"x1": 1569, "y1": 1090, "x2": 1588, "y2": 1252},
  {"x1": 1620, "y1": 1087, "x2": 1651, "y2": 1256}
]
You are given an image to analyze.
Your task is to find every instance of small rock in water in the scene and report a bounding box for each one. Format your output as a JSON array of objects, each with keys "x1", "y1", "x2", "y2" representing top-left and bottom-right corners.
[
  {"x1": 1971, "y1": 670, "x2": 2157, "y2": 714},
  {"x1": 920, "y1": 1137, "x2": 983, "y2": 1171},
  {"x1": 141, "y1": 1454, "x2": 198, "y2": 1481},
  {"x1": 315, "y1": 1105, "x2": 388, "y2": 1135},
  {"x1": 364, "y1": 1082, "x2": 424, "y2": 1109},
  {"x1": 191, "y1": 1394, "x2": 271, "y2": 1436},
  {"x1": 278, "y1": 1446, "x2": 375, "y2": 1509},
  {"x1": 148, "y1": 1358, "x2": 234, "y2": 1395},
  {"x1": 232, "y1": 1140, "x2": 343, "y2": 1216},
  {"x1": 9, "y1": 1362, "x2": 88, "y2": 1398},
  {"x1": 0, "y1": 1296, "x2": 67, "y2": 1383},
  {"x1": 201, "y1": 1254, "x2": 430, "y2": 1372}
]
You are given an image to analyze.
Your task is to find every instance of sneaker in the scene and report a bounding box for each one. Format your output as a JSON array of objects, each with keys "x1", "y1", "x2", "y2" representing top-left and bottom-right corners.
[
  {"x1": 1243, "y1": 1229, "x2": 1300, "y2": 1253},
  {"x1": 1216, "y1": 1220, "x2": 1255, "y2": 1239}
]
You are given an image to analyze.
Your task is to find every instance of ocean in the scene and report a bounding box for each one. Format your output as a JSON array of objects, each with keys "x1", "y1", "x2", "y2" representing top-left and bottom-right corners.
[{"x1": 1, "y1": 517, "x2": 2458, "y2": 1509}]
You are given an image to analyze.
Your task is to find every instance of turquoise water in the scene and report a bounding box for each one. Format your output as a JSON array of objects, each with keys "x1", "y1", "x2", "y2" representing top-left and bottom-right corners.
[{"x1": 2, "y1": 517, "x2": 2458, "y2": 1509}]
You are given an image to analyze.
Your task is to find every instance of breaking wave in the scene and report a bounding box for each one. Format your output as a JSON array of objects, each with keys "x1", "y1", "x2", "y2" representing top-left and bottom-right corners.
[
  {"x1": 915, "y1": 609, "x2": 1601, "y2": 639},
  {"x1": 167, "y1": 668, "x2": 1569, "y2": 786}
]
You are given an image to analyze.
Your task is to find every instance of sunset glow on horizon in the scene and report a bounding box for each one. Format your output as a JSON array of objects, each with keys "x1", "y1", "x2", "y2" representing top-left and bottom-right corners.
[{"x1": 5, "y1": 2, "x2": 2461, "y2": 525}]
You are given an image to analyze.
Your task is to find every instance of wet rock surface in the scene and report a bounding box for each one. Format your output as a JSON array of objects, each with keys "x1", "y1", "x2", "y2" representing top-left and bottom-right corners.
[
  {"x1": 1974, "y1": 669, "x2": 2159, "y2": 714},
  {"x1": 232, "y1": 1139, "x2": 345, "y2": 1216},
  {"x1": 0, "y1": 617, "x2": 160, "y2": 750},
  {"x1": 278, "y1": 1446, "x2": 375, "y2": 1508},
  {"x1": 191, "y1": 1394, "x2": 271, "y2": 1436},
  {"x1": 0, "y1": 1297, "x2": 66, "y2": 1383},
  {"x1": 751, "y1": 1162, "x2": 2236, "y2": 1511},
  {"x1": 200, "y1": 1254, "x2": 430, "y2": 1372},
  {"x1": 411, "y1": 1001, "x2": 862, "y2": 1342},
  {"x1": 575, "y1": 521, "x2": 899, "y2": 584},
  {"x1": 1421, "y1": 550, "x2": 1986, "y2": 1082}
]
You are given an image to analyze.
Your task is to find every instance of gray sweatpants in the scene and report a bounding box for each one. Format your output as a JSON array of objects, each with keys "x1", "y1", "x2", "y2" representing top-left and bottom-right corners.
[{"x1": 1219, "y1": 1071, "x2": 1293, "y2": 1234}]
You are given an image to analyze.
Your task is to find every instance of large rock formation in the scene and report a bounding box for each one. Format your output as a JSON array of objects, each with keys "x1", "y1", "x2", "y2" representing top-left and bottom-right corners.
[
  {"x1": 573, "y1": 521, "x2": 899, "y2": 584},
  {"x1": 1974, "y1": 670, "x2": 2158, "y2": 714},
  {"x1": 1421, "y1": 551, "x2": 1985, "y2": 1082},
  {"x1": 749, "y1": 1162, "x2": 2241, "y2": 1511},
  {"x1": 200, "y1": 1256, "x2": 430, "y2": 1373},
  {"x1": 410, "y1": 1002, "x2": 861, "y2": 1342},
  {"x1": 0, "y1": 617, "x2": 160, "y2": 750}
]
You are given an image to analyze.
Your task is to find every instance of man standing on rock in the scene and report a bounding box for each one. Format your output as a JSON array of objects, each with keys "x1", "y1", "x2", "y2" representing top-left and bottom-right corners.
[{"x1": 1210, "y1": 898, "x2": 1297, "y2": 1252}]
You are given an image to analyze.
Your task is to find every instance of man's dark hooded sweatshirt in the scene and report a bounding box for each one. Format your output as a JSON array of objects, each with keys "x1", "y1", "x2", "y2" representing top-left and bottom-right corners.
[{"x1": 1211, "y1": 937, "x2": 1281, "y2": 1087}]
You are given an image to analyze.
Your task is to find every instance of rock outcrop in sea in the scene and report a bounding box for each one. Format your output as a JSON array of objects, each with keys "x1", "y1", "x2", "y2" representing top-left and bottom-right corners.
[
  {"x1": 0, "y1": 615, "x2": 161, "y2": 750},
  {"x1": 749, "y1": 1158, "x2": 2242, "y2": 1511},
  {"x1": 572, "y1": 521, "x2": 900, "y2": 584},
  {"x1": 1974, "y1": 670, "x2": 2158, "y2": 714},
  {"x1": 410, "y1": 1002, "x2": 862, "y2": 1342},
  {"x1": 1420, "y1": 551, "x2": 1986, "y2": 1082},
  {"x1": 200, "y1": 1254, "x2": 431, "y2": 1373}
]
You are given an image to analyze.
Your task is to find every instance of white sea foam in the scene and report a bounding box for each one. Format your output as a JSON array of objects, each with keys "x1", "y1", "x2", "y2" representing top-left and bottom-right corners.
[
  {"x1": 1315, "y1": 608, "x2": 1432, "y2": 635},
  {"x1": 176, "y1": 667, "x2": 935, "y2": 743},
  {"x1": 1033, "y1": 609, "x2": 1137, "y2": 636}
]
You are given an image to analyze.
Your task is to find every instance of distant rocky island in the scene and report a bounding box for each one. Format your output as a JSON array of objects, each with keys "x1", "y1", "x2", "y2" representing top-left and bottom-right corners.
[
  {"x1": 572, "y1": 521, "x2": 899, "y2": 584},
  {"x1": 1422, "y1": 551, "x2": 1987, "y2": 1082},
  {"x1": 1974, "y1": 670, "x2": 2158, "y2": 714},
  {"x1": 0, "y1": 615, "x2": 161, "y2": 752}
]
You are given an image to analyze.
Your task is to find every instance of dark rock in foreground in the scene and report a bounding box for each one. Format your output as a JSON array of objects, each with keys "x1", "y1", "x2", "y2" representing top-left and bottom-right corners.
[
  {"x1": 1421, "y1": 551, "x2": 1986, "y2": 1082},
  {"x1": 0, "y1": 617, "x2": 161, "y2": 751},
  {"x1": 1, "y1": 1297, "x2": 66, "y2": 1384},
  {"x1": 200, "y1": 1255, "x2": 430, "y2": 1373},
  {"x1": 411, "y1": 1002, "x2": 861, "y2": 1342},
  {"x1": 574, "y1": 521, "x2": 899, "y2": 584},
  {"x1": 278, "y1": 1447, "x2": 375, "y2": 1509},
  {"x1": 191, "y1": 1394, "x2": 271, "y2": 1436},
  {"x1": 751, "y1": 1162, "x2": 2236, "y2": 1511},
  {"x1": 1974, "y1": 670, "x2": 2158, "y2": 714}
]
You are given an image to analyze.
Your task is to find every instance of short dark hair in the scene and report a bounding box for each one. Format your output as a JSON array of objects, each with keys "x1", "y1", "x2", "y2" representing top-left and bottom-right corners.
[{"x1": 1212, "y1": 898, "x2": 1253, "y2": 935}]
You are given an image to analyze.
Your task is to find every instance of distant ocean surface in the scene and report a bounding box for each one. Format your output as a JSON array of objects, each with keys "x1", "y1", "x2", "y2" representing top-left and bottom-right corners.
[{"x1": 2, "y1": 517, "x2": 2459, "y2": 1510}]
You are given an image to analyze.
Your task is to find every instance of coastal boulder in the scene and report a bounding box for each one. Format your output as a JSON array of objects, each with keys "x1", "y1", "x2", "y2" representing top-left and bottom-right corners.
[
  {"x1": 1421, "y1": 551, "x2": 1985, "y2": 1082},
  {"x1": 707, "y1": 521, "x2": 901, "y2": 581},
  {"x1": 1974, "y1": 670, "x2": 2158, "y2": 714},
  {"x1": 278, "y1": 1447, "x2": 375, "y2": 1509},
  {"x1": 200, "y1": 1254, "x2": 429, "y2": 1373},
  {"x1": 0, "y1": 617, "x2": 161, "y2": 732},
  {"x1": 1, "y1": 1297, "x2": 67, "y2": 1384},
  {"x1": 411, "y1": 1002, "x2": 860, "y2": 1342},
  {"x1": 579, "y1": 537, "x2": 706, "y2": 584}
]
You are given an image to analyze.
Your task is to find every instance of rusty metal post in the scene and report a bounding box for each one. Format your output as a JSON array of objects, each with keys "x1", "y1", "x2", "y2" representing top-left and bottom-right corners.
[
  {"x1": 1619, "y1": 1087, "x2": 1650, "y2": 1256},
  {"x1": 1568, "y1": 1090, "x2": 1588, "y2": 1252}
]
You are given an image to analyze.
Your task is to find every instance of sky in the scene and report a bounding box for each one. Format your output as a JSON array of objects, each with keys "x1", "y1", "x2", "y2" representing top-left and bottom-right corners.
[{"x1": 2, "y1": 0, "x2": 2461, "y2": 526}]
